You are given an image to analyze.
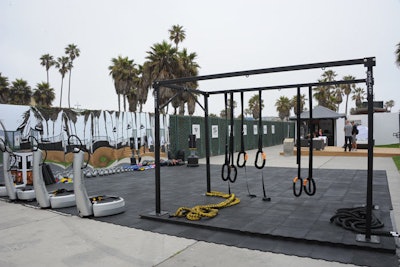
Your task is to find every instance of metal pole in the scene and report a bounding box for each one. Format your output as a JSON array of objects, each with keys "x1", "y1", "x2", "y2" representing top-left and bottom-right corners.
[
  {"x1": 308, "y1": 86, "x2": 313, "y2": 176},
  {"x1": 157, "y1": 58, "x2": 368, "y2": 86},
  {"x1": 296, "y1": 87, "x2": 301, "y2": 165},
  {"x1": 154, "y1": 83, "x2": 161, "y2": 214},
  {"x1": 365, "y1": 57, "x2": 376, "y2": 239},
  {"x1": 204, "y1": 93, "x2": 211, "y2": 192}
]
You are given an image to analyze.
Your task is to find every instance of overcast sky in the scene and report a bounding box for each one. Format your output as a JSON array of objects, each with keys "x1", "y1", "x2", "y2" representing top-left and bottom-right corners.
[{"x1": 1, "y1": 0, "x2": 400, "y2": 117}]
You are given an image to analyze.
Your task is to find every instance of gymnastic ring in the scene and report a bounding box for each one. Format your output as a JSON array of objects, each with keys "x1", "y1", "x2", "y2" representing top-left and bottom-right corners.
[
  {"x1": 221, "y1": 163, "x2": 231, "y2": 182},
  {"x1": 293, "y1": 176, "x2": 303, "y2": 197},
  {"x1": 303, "y1": 178, "x2": 316, "y2": 196},
  {"x1": 236, "y1": 151, "x2": 247, "y2": 168},
  {"x1": 255, "y1": 150, "x2": 266, "y2": 169},
  {"x1": 229, "y1": 165, "x2": 238, "y2": 183}
]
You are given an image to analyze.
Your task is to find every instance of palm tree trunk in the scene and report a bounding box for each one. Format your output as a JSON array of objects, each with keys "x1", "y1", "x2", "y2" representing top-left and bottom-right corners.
[
  {"x1": 46, "y1": 70, "x2": 49, "y2": 85},
  {"x1": 345, "y1": 95, "x2": 349, "y2": 116},
  {"x1": 59, "y1": 78, "x2": 64, "y2": 108},
  {"x1": 68, "y1": 70, "x2": 72, "y2": 108}
]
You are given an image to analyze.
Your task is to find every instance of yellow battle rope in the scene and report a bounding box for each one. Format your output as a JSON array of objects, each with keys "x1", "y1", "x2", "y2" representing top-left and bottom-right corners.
[{"x1": 171, "y1": 191, "x2": 240, "y2": 221}]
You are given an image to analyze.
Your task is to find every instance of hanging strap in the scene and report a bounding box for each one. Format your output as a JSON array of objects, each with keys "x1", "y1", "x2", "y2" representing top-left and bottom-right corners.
[
  {"x1": 293, "y1": 87, "x2": 303, "y2": 197},
  {"x1": 237, "y1": 91, "x2": 248, "y2": 168},
  {"x1": 293, "y1": 86, "x2": 316, "y2": 197},
  {"x1": 255, "y1": 89, "x2": 266, "y2": 169},
  {"x1": 221, "y1": 93, "x2": 233, "y2": 182},
  {"x1": 303, "y1": 86, "x2": 316, "y2": 196},
  {"x1": 228, "y1": 92, "x2": 237, "y2": 183}
]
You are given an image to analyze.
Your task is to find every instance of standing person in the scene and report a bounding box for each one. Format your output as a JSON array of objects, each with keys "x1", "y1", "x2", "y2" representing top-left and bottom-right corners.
[
  {"x1": 351, "y1": 121, "x2": 358, "y2": 151},
  {"x1": 344, "y1": 120, "x2": 353, "y2": 152}
]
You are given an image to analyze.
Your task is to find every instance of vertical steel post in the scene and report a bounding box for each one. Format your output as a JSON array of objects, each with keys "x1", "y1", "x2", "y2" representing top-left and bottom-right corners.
[
  {"x1": 296, "y1": 87, "x2": 301, "y2": 166},
  {"x1": 204, "y1": 93, "x2": 211, "y2": 192},
  {"x1": 154, "y1": 83, "x2": 161, "y2": 214},
  {"x1": 365, "y1": 57, "x2": 376, "y2": 239},
  {"x1": 308, "y1": 86, "x2": 313, "y2": 176}
]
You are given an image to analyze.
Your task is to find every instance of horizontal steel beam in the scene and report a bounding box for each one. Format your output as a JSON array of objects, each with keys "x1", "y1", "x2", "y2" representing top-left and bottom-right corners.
[
  {"x1": 155, "y1": 57, "x2": 373, "y2": 86},
  {"x1": 206, "y1": 79, "x2": 366, "y2": 95},
  {"x1": 158, "y1": 78, "x2": 366, "y2": 96}
]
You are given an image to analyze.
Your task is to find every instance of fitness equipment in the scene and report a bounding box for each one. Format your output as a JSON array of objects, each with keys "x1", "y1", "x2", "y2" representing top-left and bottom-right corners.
[
  {"x1": 255, "y1": 90, "x2": 270, "y2": 202},
  {"x1": 293, "y1": 87, "x2": 303, "y2": 197},
  {"x1": 171, "y1": 191, "x2": 240, "y2": 221},
  {"x1": 152, "y1": 58, "x2": 377, "y2": 241},
  {"x1": 0, "y1": 138, "x2": 35, "y2": 201},
  {"x1": 330, "y1": 206, "x2": 400, "y2": 241},
  {"x1": 0, "y1": 139, "x2": 7, "y2": 196},
  {"x1": 187, "y1": 134, "x2": 199, "y2": 167},
  {"x1": 293, "y1": 86, "x2": 316, "y2": 197},
  {"x1": 31, "y1": 137, "x2": 75, "y2": 209},
  {"x1": 70, "y1": 135, "x2": 125, "y2": 217},
  {"x1": 236, "y1": 91, "x2": 256, "y2": 198},
  {"x1": 221, "y1": 92, "x2": 237, "y2": 193}
]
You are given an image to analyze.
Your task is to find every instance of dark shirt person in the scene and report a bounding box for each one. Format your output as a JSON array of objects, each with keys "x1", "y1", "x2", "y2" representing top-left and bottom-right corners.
[{"x1": 351, "y1": 121, "x2": 358, "y2": 151}]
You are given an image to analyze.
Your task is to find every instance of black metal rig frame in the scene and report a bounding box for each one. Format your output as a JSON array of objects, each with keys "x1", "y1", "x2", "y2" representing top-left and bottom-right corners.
[{"x1": 152, "y1": 57, "x2": 376, "y2": 241}]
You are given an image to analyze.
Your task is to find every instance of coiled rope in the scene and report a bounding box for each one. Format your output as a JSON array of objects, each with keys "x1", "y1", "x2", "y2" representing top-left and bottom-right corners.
[
  {"x1": 330, "y1": 207, "x2": 385, "y2": 234},
  {"x1": 171, "y1": 191, "x2": 240, "y2": 221}
]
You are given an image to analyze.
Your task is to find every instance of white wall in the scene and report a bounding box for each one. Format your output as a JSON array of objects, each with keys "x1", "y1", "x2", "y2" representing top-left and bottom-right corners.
[
  {"x1": 336, "y1": 117, "x2": 345, "y2": 146},
  {"x1": 349, "y1": 112, "x2": 399, "y2": 145}
]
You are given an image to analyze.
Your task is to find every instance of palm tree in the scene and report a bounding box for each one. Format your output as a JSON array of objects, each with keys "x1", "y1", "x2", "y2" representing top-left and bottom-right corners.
[
  {"x1": 291, "y1": 94, "x2": 307, "y2": 115},
  {"x1": 396, "y1": 42, "x2": 400, "y2": 67},
  {"x1": 334, "y1": 87, "x2": 343, "y2": 112},
  {"x1": 126, "y1": 87, "x2": 138, "y2": 112},
  {"x1": 9, "y1": 79, "x2": 32, "y2": 105},
  {"x1": 109, "y1": 56, "x2": 137, "y2": 112},
  {"x1": 384, "y1": 100, "x2": 395, "y2": 112},
  {"x1": 275, "y1": 96, "x2": 291, "y2": 121},
  {"x1": 340, "y1": 75, "x2": 356, "y2": 116},
  {"x1": 352, "y1": 87, "x2": 366, "y2": 108},
  {"x1": 55, "y1": 56, "x2": 70, "y2": 108},
  {"x1": 313, "y1": 70, "x2": 339, "y2": 111},
  {"x1": 144, "y1": 41, "x2": 180, "y2": 113},
  {"x1": 246, "y1": 94, "x2": 264, "y2": 119},
  {"x1": 39, "y1": 54, "x2": 56, "y2": 84},
  {"x1": 220, "y1": 99, "x2": 237, "y2": 118},
  {"x1": 169, "y1": 24, "x2": 186, "y2": 50},
  {"x1": 33, "y1": 82, "x2": 55, "y2": 107},
  {"x1": 136, "y1": 63, "x2": 151, "y2": 112},
  {"x1": 176, "y1": 48, "x2": 199, "y2": 115},
  {"x1": 0, "y1": 73, "x2": 10, "y2": 104},
  {"x1": 65, "y1": 44, "x2": 80, "y2": 108}
]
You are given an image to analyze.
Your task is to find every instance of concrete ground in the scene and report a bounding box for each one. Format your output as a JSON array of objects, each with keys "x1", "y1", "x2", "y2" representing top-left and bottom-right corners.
[{"x1": 1, "y1": 145, "x2": 399, "y2": 267}]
